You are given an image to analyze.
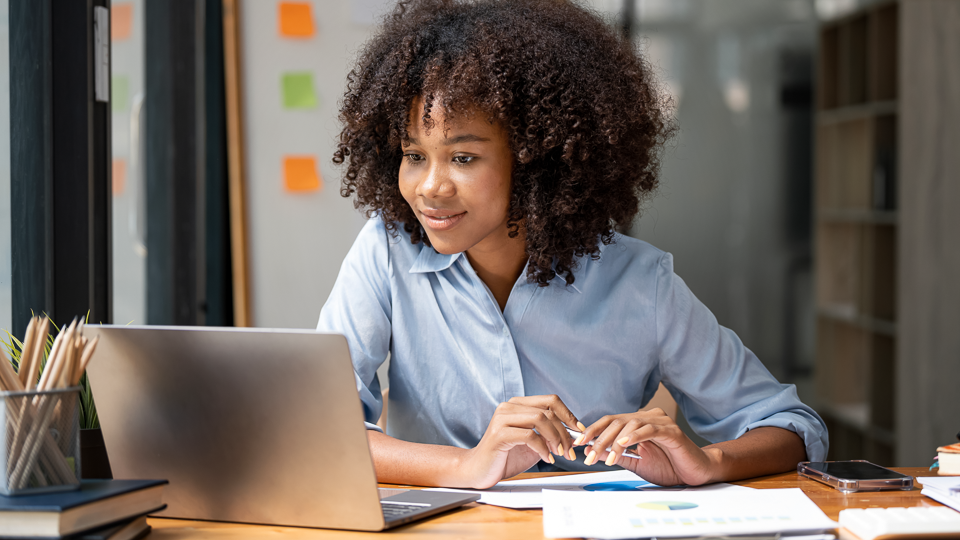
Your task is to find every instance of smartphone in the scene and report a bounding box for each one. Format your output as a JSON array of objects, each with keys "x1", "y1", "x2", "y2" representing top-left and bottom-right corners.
[{"x1": 798, "y1": 460, "x2": 914, "y2": 493}]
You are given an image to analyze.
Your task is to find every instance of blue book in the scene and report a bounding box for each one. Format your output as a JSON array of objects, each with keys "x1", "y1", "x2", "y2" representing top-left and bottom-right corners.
[{"x1": 0, "y1": 479, "x2": 167, "y2": 539}]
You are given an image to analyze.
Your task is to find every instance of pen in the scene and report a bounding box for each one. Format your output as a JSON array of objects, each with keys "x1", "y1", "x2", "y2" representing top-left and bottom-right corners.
[{"x1": 565, "y1": 427, "x2": 642, "y2": 460}]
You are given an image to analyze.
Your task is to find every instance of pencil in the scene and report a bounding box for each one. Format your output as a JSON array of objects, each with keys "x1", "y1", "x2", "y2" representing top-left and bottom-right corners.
[
  {"x1": 17, "y1": 317, "x2": 37, "y2": 386},
  {"x1": 565, "y1": 427, "x2": 643, "y2": 460}
]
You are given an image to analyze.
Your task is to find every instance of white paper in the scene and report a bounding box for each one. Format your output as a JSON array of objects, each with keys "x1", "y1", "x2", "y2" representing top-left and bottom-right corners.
[
  {"x1": 918, "y1": 476, "x2": 960, "y2": 491},
  {"x1": 426, "y1": 470, "x2": 752, "y2": 509},
  {"x1": 922, "y1": 488, "x2": 960, "y2": 513},
  {"x1": 542, "y1": 487, "x2": 837, "y2": 539},
  {"x1": 918, "y1": 476, "x2": 960, "y2": 512}
]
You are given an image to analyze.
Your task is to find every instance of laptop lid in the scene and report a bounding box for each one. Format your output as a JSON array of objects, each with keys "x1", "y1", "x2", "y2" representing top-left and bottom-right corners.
[{"x1": 84, "y1": 325, "x2": 388, "y2": 531}]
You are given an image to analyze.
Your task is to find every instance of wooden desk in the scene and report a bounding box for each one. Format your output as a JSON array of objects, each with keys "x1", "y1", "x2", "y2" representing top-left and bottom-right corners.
[{"x1": 146, "y1": 468, "x2": 944, "y2": 539}]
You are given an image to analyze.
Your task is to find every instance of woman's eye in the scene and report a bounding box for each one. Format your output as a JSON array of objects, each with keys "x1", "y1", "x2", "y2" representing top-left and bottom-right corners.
[
  {"x1": 452, "y1": 155, "x2": 474, "y2": 165},
  {"x1": 403, "y1": 153, "x2": 424, "y2": 163}
]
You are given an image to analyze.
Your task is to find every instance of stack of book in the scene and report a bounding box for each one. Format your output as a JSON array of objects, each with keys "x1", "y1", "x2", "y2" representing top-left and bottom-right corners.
[
  {"x1": 0, "y1": 479, "x2": 166, "y2": 539},
  {"x1": 937, "y1": 442, "x2": 960, "y2": 476}
]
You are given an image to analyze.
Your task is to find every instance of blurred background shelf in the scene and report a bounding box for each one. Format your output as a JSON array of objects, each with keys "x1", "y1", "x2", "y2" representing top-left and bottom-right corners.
[
  {"x1": 817, "y1": 100, "x2": 897, "y2": 125},
  {"x1": 817, "y1": 305, "x2": 895, "y2": 337},
  {"x1": 816, "y1": 209, "x2": 897, "y2": 225},
  {"x1": 815, "y1": 0, "x2": 898, "y2": 464},
  {"x1": 814, "y1": 0, "x2": 960, "y2": 466}
]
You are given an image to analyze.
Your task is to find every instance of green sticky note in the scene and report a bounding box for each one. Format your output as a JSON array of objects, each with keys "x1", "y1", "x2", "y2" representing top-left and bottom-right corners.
[
  {"x1": 112, "y1": 76, "x2": 129, "y2": 112},
  {"x1": 282, "y1": 72, "x2": 317, "y2": 109}
]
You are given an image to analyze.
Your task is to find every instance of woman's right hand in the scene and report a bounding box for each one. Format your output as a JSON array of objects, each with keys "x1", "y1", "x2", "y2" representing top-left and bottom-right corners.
[{"x1": 458, "y1": 395, "x2": 583, "y2": 489}]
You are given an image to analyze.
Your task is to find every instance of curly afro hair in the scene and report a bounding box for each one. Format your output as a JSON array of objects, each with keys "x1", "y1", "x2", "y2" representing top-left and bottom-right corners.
[{"x1": 333, "y1": 0, "x2": 675, "y2": 286}]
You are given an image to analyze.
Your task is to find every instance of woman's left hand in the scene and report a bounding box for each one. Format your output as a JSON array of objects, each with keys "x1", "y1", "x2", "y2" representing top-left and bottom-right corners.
[{"x1": 574, "y1": 408, "x2": 719, "y2": 486}]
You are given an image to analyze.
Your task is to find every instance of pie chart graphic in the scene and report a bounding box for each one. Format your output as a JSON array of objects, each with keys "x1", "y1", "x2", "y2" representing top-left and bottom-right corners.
[
  {"x1": 636, "y1": 501, "x2": 699, "y2": 511},
  {"x1": 582, "y1": 480, "x2": 653, "y2": 491}
]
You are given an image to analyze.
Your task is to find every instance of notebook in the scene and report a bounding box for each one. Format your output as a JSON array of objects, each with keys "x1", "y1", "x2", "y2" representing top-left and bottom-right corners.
[
  {"x1": 72, "y1": 515, "x2": 151, "y2": 540},
  {"x1": 83, "y1": 326, "x2": 478, "y2": 531},
  {"x1": 0, "y1": 479, "x2": 165, "y2": 538}
]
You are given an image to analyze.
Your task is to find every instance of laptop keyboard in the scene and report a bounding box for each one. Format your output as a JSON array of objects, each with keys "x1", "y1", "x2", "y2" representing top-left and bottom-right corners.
[{"x1": 381, "y1": 501, "x2": 431, "y2": 520}]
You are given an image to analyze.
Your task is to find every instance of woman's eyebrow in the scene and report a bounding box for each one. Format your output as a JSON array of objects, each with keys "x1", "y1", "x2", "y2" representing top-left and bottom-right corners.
[
  {"x1": 443, "y1": 134, "x2": 490, "y2": 145},
  {"x1": 405, "y1": 134, "x2": 490, "y2": 146}
]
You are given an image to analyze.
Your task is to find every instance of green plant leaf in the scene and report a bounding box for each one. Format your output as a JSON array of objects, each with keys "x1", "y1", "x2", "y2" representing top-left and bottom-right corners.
[
  {"x1": 79, "y1": 371, "x2": 100, "y2": 429},
  {"x1": 2, "y1": 330, "x2": 24, "y2": 373}
]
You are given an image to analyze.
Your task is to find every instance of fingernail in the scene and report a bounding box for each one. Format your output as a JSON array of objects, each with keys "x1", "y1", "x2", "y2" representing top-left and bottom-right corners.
[
  {"x1": 577, "y1": 421, "x2": 587, "y2": 432},
  {"x1": 574, "y1": 435, "x2": 584, "y2": 445},
  {"x1": 568, "y1": 447, "x2": 576, "y2": 460},
  {"x1": 557, "y1": 443, "x2": 563, "y2": 456},
  {"x1": 617, "y1": 437, "x2": 630, "y2": 446},
  {"x1": 548, "y1": 454, "x2": 555, "y2": 464},
  {"x1": 605, "y1": 452, "x2": 618, "y2": 466},
  {"x1": 585, "y1": 450, "x2": 597, "y2": 466}
]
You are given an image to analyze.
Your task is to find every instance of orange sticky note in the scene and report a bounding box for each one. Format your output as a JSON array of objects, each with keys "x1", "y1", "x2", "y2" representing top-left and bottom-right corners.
[
  {"x1": 112, "y1": 3, "x2": 133, "y2": 41},
  {"x1": 279, "y1": 2, "x2": 315, "y2": 38},
  {"x1": 284, "y1": 156, "x2": 321, "y2": 192},
  {"x1": 112, "y1": 159, "x2": 127, "y2": 195}
]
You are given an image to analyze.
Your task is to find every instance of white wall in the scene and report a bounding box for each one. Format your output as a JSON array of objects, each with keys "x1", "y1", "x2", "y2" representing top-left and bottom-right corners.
[
  {"x1": 239, "y1": 0, "x2": 393, "y2": 328},
  {"x1": 110, "y1": 0, "x2": 147, "y2": 326}
]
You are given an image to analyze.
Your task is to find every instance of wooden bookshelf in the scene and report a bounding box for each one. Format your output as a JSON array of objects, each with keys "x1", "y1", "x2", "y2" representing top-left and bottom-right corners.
[{"x1": 814, "y1": 1, "x2": 899, "y2": 465}]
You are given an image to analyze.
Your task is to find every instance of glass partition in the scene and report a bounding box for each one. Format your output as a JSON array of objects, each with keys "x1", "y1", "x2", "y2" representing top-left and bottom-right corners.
[
  {"x1": 0, "y1": 0, "x2": 11, "y2": 335},
  {"x1": 110, "y1": 0, "x2": 146, "y2": 325}
]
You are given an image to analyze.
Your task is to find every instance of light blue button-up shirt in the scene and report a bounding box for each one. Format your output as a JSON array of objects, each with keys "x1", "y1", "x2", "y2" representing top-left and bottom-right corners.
[{"x1": 317, "y1": 219, "x2": 828, "y2": 471}]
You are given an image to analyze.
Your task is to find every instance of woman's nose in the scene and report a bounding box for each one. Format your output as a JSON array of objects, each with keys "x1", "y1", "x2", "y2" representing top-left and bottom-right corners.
[{"x1": 417, "y1": 164, "x2": 454, "y2": 199}]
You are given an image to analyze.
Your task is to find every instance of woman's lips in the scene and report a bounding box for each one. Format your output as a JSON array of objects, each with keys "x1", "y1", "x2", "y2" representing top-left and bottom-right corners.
[{"x1": 421, "y1": 210, "x2": 466, "y2": 231}]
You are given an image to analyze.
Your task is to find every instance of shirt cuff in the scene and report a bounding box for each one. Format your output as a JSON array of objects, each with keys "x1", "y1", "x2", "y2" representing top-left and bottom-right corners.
[
  {"x1": 742, "y1": 410, "x2": 829, "y2": 462},
  {"x1": 364, "y1": 421, "x2": 385, "y2": 433}
]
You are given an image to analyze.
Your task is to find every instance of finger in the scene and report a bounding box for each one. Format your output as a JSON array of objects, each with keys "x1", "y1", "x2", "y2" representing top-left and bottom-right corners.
[
  {"x1": 604, "y1": 419, "x2": 646, "y2": 466},
  {"x1": 495, "y1": 406, "x2": 568, "y2": 461},
  {"x1": 615, "y1": 422, "x2": 659, "y2": 449},
  {"x1": 581, "y1": 416, "x2": 621, "y2": 465},
  {"x1": 576, "y1": 415, "x2": 614, "y2": 448},
  {"x1": 502, "y1": 426, "x2": 555, "y2": 464},
  {"x1": 583, "y1": 443, "x2": 617, "y2": 466},
  {"x1": 642, "y1": 407, "x2": 668, "y2": 419},
  {"x1": 507, "y1": 396, "x2": 578, "y2": 459},
  {"x1": 509, "y1": 394, "x2": 582, "y2": 440},
  {"x1": 523, "y1": 409, "x2": 570, "y2": 460},
  {"x1": 591, "y1": 417, "x2": 630, "y2": 467}
]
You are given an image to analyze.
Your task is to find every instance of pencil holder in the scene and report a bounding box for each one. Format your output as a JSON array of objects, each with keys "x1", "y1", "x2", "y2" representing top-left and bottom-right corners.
[{"x1": 1, "y1": 387, "x2": 82, "y2": 496}]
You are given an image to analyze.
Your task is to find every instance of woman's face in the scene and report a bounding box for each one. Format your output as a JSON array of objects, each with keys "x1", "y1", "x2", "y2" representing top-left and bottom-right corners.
[{"x1": 399, "y1": 100, "x2": 515, "y2": 257}]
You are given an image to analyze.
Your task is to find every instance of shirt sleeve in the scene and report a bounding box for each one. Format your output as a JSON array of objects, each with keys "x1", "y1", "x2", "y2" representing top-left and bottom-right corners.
[
  {"x1": 654, "y1": 252, "x2": 829, "y2": 461},
  {"x1": 317, "y1": 219, "x2": 392, "y2": 432}
]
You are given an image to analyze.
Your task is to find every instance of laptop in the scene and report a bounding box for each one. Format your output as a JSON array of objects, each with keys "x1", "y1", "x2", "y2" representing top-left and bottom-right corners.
[{"x1": 83, "y1": 325, "x2": 479, "y2": 531}]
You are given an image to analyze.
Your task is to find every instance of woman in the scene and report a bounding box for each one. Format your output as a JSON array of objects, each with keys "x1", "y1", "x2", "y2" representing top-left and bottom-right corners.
[{"x1": 318, "y1": 0, "x2": 827, "y2": 489}]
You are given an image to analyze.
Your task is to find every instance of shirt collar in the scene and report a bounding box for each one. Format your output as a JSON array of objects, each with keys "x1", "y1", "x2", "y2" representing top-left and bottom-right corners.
[
  {"x1": 409, "y1": 246, "x2": 463, "y2": 274},
  {"x1": 409, "y1": 243, "x2": 587, "y2": 294},
  {"x1": 551, "y1": 264, "x2": 584, "y2": 293}
]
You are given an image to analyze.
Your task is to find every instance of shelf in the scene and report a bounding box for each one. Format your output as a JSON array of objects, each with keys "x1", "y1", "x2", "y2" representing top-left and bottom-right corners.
[
  {"x1": 817, "y1": 100, "x2": 897, "y2": 124},
  {"x1": 815, "y1": 0, "x2": 903, "y2": 464},
  {"x1": 816, "y1": 223, "x2": 863, "y2": 310},
  {"x1": 818, "y1": 306, "x2": 896, "y2": 337},
  {"x1": 870, "y1": 4, "x2": 898, "y2": 101},
  {"x1": 818, "y1": 208, "x2": 897, "y2": 225}
]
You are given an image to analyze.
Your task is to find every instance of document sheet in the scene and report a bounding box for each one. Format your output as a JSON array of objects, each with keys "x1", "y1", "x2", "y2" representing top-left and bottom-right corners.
[
  {"x1": 426, "y1": 470, "x2": 751, "y2": 509},
  {"x1": 542, "y1": 487, "x2": 837, "y2": 539},
  {"x1": 918, "y1": 476, "x2": 960, "y2": 512}
]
